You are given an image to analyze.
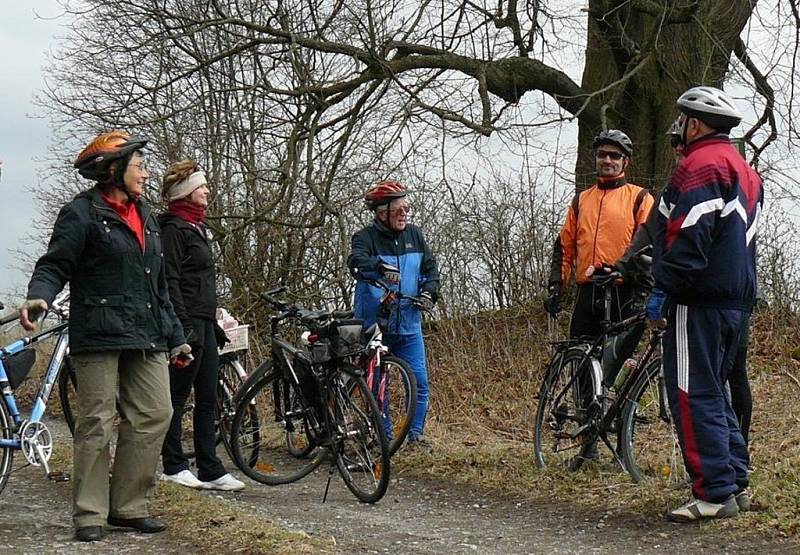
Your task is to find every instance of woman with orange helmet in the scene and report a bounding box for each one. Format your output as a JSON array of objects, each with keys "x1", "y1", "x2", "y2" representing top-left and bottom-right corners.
[{"x1": 20, "y1": 131, "x2": 190, "y2": 542}]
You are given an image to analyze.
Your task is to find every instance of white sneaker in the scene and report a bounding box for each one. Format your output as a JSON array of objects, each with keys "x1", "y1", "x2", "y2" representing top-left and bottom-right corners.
[
  {"x1": 666, "y1": 495, "x2": 739, "y2": 522},
  {"x1": 200, "y1": 473, "x2": 245, "y2": 491},
  {"x1": 161, "y1": 469, "x2": 205, "y2": 489}
]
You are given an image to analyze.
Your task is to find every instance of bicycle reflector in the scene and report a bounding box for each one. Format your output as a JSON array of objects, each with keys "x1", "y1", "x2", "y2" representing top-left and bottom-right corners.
[{"x1": 307, "y1": 333, "x2": 320, "y2": 344}]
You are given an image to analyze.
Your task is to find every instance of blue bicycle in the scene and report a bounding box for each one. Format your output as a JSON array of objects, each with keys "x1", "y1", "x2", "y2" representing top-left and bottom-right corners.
[{"x1": 0, "y1": 303, "x2": 72, "y2": 494}]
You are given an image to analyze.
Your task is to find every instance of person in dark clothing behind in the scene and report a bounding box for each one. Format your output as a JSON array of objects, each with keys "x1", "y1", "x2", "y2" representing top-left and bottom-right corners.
[
  {"x1": 158, "y1": 160, "x2": 245, "y2": 492},
  {"x1": 20, "y1": 131, "x2": 191, "y2": 542},
  {"x1": 348, "y1": 180, "x2": 440, "y2": 452}
]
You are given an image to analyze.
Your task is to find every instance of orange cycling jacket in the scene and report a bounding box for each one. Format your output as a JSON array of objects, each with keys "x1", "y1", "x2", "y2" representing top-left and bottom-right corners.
[{"x1": 549, "y1": 177, "x2": 654, "y2": 288}]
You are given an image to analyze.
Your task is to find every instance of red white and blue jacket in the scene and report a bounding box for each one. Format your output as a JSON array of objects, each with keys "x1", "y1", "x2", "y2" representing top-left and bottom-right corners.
[{"x1": 653, "y1": 135, "x2": 763, "y2": 309}]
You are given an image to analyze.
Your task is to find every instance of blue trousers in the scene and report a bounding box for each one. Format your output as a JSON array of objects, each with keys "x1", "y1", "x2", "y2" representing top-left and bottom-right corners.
[
  {"x1": 663, "y1": 303, "x2": 749, "y2": 502},
  {"x1": 385, "y1": 333, "x2": 429, "y2": 440}
]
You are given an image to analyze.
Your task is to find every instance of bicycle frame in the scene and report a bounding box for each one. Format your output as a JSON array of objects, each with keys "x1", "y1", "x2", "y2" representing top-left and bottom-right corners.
[{"x1": 0, "y1": 321, "x2": 69, "y2": 474}]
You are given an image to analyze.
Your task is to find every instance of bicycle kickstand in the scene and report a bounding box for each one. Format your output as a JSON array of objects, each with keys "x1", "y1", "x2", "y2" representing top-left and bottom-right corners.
[
  {"x1": 599, "y1": 433, "x2": 626, "y2": 472},
  {"x1": 322, "y1": 465, "x2": 336, "y2": 503}
]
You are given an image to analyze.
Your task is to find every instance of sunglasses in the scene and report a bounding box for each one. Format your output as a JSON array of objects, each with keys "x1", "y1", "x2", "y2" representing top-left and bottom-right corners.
[{"x1": 595, "y1": 150, "x2": 625, "y2": 161}]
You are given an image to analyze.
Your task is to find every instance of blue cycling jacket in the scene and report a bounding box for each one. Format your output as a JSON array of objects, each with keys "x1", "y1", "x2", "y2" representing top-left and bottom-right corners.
[{"x1": 348, "y1": 219, "x2": 440, "y2": 335}]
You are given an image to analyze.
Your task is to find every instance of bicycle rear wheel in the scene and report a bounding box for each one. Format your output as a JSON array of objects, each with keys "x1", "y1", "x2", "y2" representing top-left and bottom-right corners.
[
  {"x1": 229, "y1": 362, "x2": 324, "y2": 485},
  {"x1": 333, "y1": 369, "x2": 390, "y2": 503},
  {"x1": 533, "y1": 347, "x2": 599, "y2": 469},
  {"x1": 58, "y1": 357, "x2": 79, "y2": 435},
  {"x1": 619, "y1": 358, "x2": 687, "y2": 485},
  {"x1": 0, "y1": 398, "x2": 14, "y2": 494}
]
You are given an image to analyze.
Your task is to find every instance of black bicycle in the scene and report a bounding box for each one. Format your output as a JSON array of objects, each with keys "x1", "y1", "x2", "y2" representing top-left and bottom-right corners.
[
  {"x1": 533, "y1": 269, "x2": 686, "y2": 485},
  {"x1": 228, "y1": 286, "x2": 390, "y2": 503}
]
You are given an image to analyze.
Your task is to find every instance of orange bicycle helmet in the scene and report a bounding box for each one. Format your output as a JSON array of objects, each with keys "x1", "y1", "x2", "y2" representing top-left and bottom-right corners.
[
  {"x1": 364, "y1": 180, "x2": 407, "y2": 210},
  {"x1": 74, "y1": 131, "x2": 148, "y2": 181}
]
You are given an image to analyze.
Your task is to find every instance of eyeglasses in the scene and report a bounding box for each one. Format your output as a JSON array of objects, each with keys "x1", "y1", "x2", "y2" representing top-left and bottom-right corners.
[
  {"x1": 595, "y1": 150, "x2": 625, "y2": 161},
  {"x1": 128, "y1": 161, "x2": 148, "y2": 172},
  {"x1": 392, "y1": 205, "x2": 411, "y2": 215}
]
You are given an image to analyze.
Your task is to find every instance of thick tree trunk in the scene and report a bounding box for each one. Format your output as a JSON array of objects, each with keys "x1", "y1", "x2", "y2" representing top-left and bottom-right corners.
[{"x1": 576, "y1": 1, "x2": 756, "y2": 192}]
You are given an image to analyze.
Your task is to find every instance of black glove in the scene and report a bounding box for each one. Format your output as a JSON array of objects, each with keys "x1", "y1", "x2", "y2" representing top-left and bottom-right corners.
[
  {"x1": 414, "y1": 291, "x2": 434, "y2": 312},
  {"x1": 378, "y1": 262, "x2": 401, "y2": 285},
  {"x1": 543, "y1": 284, "x2": 562, "y2": 316},
  {"x1": 214, "y1": 322, "x2": 230, "y2": 348}
]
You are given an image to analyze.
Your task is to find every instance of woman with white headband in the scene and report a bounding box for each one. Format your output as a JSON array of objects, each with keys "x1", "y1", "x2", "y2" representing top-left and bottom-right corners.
[{"x1": 158, "y1": 159, "x2": 245, "y2": 491}]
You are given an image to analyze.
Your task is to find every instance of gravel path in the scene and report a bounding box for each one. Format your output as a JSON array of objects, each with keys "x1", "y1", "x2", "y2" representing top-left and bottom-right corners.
[{"x1": 218, "y1": 462, "x2": 798, "y2": 554}]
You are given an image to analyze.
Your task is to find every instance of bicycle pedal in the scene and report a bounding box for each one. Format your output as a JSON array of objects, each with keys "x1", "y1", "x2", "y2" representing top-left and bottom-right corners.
[{"x1": 47, "y1": 471, "x2": 71, "y2": 482}]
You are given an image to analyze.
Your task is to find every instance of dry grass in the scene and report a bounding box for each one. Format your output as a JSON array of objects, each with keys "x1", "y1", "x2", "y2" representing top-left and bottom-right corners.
[
  {"x1": 48, "y1": 440, "x2": 329, "y2": 554},
  {"x1": 413, "y1": 303, "x2": 800, "y2": 538}
]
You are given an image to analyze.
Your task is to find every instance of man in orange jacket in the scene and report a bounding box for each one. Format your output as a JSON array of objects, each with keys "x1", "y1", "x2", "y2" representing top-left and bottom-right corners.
[{"x1": 545, "y1": 129, "x2": 654, "y2": 468}]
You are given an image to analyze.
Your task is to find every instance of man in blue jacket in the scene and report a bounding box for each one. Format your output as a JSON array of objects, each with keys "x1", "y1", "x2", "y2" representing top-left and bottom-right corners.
[
  {"x1": 652, "y1": 86, "x2": 763, "y2": 522},
  {"x1": 348, "y1": 180, "x2": 440, "y2": 451}
]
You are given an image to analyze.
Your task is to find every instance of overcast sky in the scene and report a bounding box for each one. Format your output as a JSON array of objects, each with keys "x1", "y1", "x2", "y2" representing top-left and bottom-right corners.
[{"x1": 0, "y1": 2, "x2": 64, "y2": 299}]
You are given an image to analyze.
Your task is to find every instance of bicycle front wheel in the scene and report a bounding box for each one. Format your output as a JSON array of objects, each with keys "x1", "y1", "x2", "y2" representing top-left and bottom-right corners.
[
  {"x1": 58, "y1": 357, "x2": 79, "y2": 435},
  {"x1": 619, "y1": 358, "x2": 687, "y2": 485},
  {"x1": 0, "y1": 398, "x2": 14, "y2": 494},
  {"x1": 333, "y1": 370, "x2": 390, "y2": 503},
  {"x1": 533, "y1": 347, "x2": 599, "y2": 469},
  {"x1": 216, "y1": 359, "x2": 247, "y2": 460},
  {"x1": 357, "y1": 355, "x2": 417, "y2": 456},
  {"x1": 229, "y1": 362, "x2": 324, "y2": 485}
]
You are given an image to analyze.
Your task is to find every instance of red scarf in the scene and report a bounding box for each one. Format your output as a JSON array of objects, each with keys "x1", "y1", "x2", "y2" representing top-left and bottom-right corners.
[
  {"x1": 101, "y1": 192, "x2": 145, "y2": 252},
  {"x1": 168, "y1": 199, "x2": 207, "y2": 226}
]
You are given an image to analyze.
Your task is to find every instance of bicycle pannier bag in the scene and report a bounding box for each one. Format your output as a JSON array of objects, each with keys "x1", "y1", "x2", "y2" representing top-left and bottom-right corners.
[
  {"x1": 331, "y1": 319, "x2": 364, "y2": 357},
  {"x1": 3, "y1": 349, "x2": 37, "y2": 390}
]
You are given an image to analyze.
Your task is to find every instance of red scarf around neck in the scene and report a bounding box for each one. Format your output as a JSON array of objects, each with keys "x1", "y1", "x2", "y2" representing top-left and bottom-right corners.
[{"x1": 168, "y1": 199, "x2": 207, "y2": 226}]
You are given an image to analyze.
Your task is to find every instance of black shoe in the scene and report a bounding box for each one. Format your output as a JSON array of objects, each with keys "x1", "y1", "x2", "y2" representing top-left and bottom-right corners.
[
  {"x1": 75, "y1": 526, "x2": 105, "y2": 542},
  {"x1": 107, "y1": 516, "x2": 166, "y2": 533},
  {"x1": 567, "y1": 441, "x2": 599, "y2": 472}
]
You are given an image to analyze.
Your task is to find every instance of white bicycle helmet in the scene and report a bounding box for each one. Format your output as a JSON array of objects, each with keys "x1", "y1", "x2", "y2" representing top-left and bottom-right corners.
[{"x1": 676, "y1": 86, "x2": 742, "y2": 131}]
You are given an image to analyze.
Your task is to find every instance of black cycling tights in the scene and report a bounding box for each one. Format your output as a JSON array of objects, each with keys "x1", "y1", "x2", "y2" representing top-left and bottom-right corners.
[{"x1": 728, "y1": 320, "x2": 752, "y2": 445}]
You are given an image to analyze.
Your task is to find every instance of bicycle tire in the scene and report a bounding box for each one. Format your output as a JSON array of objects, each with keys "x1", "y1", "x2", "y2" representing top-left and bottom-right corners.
[
  {"x1": 0, "y1": 397, "x2": 14, "y2": 494},
  {"x1": 58, "y1": 357, "x2": 78, "y2": 435},
  {"x1": 354, "y1": 355, "x2": 417, "y2": 456},
  {"x1": 181, "y1": 390, "x2": 196, "y2": 460},
  {"x1": 229, "y1": 362, "x2": 323, "y2": 485},
  {"x1": 333, "y1": 369, "x2": 390, "y2": 503},
  {"x1": 285, "y1": 384, "x2": 317, "y2": 459},
  {"x1": 216, "y1": 359, "x2": 245, "y2": 460},
  {"x1": 619, "y1": 358, "x2": 687, "y2": 485},
  {"x1": 533, "y1": 347, "x2": 600, "y2": 469}
]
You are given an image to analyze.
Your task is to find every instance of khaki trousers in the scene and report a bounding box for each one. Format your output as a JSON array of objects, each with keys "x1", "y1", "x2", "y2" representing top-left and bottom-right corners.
[{"x1": 70, "y1": 350, "x2": 172, "y2": 528}]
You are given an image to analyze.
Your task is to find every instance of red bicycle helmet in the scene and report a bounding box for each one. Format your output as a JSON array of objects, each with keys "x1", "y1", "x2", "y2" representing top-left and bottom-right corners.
[
  {"x1": 364, "y1": 180, "x2": 407, "y2": 210},
  {"x1": 74, "y1": 131, "x2": 148, "y2": 181}
]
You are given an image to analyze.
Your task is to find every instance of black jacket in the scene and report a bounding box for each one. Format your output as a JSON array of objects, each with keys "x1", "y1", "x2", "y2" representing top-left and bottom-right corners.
[
  {"x1": 27, "y1": 187, "x2": 185, "y2": 353},
  {"x1": 158, "y1": 213, "x2": 217, "y2": 339}
]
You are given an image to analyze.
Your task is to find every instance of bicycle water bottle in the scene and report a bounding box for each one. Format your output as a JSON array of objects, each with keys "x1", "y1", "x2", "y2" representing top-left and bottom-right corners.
[{"x1": 613, "y1": 358, "x2": 637, "y2": 391}]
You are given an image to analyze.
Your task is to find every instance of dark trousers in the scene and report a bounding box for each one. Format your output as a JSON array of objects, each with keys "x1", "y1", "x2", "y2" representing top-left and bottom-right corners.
[
  {"x1": 161, "y1": 318, "x2": 225, "y2": 481},
  {"x1": 728, "y1": 315, "x2": 752, "y2": 445},
  {"x1": 569, "y1": 282, "x2": 639, "y2": 341},
  {"x1": 663, "y1": 304, "x2": 749, "y2": 502}
]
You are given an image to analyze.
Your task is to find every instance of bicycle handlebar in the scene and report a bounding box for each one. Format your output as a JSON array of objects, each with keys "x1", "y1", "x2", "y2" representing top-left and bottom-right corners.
[
  {"x1": 0, "y1": 311, "x2": 19, "y2": 326},
  {"x1": 259, "y1": 286, "x2": 355, "y2": 327},
  {"x1": 362, "y1": 278, "x2": 424, "y2": 304}
]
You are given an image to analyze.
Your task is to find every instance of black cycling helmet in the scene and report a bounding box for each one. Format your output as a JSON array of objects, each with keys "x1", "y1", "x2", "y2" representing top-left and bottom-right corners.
[
  {"x1": 74, "y1": 131, "x2": 148, "y2": 182},
  {"x1": 592, "y1": 129, "x2": 633, "y2": 158},
  {"x1": 676, "y1": 86, "x2": 742, "y2": 132}
]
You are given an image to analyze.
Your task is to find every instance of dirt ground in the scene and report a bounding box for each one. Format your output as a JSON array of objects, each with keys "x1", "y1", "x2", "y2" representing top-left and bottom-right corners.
[{"x1": 2, "y1": 417, "x2": 798, "y2": 554}]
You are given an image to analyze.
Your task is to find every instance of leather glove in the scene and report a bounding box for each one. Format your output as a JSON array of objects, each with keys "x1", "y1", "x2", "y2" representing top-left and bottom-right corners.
[
  {"x1": 214, "y1": 322, "x2": 230, "y2": 347},
  {"x1": 646, "y1": 288, "x2": 666, "y2": 324},
  {"x1": 414, "y1": 291, "x2": 434, "y2": 312},
  {"x1": 543, "y1": 284, "x2": 561, "y2": 316},
  {"x1": 20, "y1": 299, "x2": 48, "y2": 331},
  {"x1": 170, "y1": 343, "x2": 194, "y2": 368},
  {"x1": 378, "y1": 262, "x2": 401, "y2": 285}
]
